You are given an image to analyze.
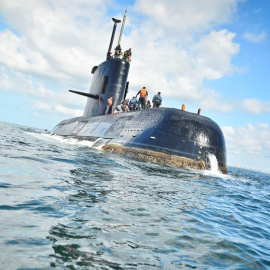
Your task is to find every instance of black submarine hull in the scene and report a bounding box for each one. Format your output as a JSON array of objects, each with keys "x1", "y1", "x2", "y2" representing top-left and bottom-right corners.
[
  {"x1": 52, "y1": 107, "x2": 227, "y2": 173},
  {"x1": 51, "y1": 14, "x2": 227, "y2": 173}
]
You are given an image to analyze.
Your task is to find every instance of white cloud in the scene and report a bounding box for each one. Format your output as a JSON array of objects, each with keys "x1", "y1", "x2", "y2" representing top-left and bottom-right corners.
[
  {"x1": 134, "y1": 0, "x2": 238, "y2": 34},
  {"x1": 243, "y1": 32, "x2": 267, "y2": 43},
  {"x1": 241, "y1": 99, "x2": 270, "y2": 115},
  {"x1": 32, "y1": 100, "x2": 51, "y2": 111},
  {"x1": 32, "y1": 100, "x2": 83, "y2": 117},
  {"x1": 0, "y1": 0, "x2": 109, "y2": 83},
  {"x1": 192, "y1": 30, "x2": 240, "y2": 77},
  {"x1": 54, "y1": 104, "x2": 83, "y2": 116},
  {"x1": 0, "y1": 65, "x2": 86, "y2": 116},
  {"x1": 222, "y1": 123, "x2": 270, "y2": 171},
  {"x1": 199, "y1": 89, "x2": 234, "y2": 113}
]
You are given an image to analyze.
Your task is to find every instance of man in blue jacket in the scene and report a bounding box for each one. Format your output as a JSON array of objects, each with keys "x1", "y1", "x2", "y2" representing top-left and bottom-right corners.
[{"x1": 152, "y1": 92, "x2": 162, "y2": 108}]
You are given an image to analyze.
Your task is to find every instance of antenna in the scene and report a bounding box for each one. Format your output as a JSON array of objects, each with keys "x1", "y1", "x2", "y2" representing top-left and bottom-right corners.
[
  {"x1": 117, "y1": 9, "x2": 127, "y2": 46},
  {"x1": 107, "y1": 17, "x2": 121, "y2": 58}
]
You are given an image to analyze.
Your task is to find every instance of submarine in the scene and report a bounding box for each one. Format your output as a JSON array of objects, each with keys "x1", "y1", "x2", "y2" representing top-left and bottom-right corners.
[{"x1": 51, "y1": 11, "x2": 227, "y2": 174}]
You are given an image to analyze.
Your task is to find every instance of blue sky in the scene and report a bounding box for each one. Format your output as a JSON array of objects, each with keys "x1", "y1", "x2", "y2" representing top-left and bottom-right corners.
[{"x1": 0, "y1": 0, "x2": 269, "y2": 172}]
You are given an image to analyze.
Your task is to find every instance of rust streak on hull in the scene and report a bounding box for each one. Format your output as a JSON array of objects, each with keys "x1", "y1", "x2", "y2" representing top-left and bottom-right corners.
[{"x1": 102, "y1": 144, "x2": 206, "y2": 171}]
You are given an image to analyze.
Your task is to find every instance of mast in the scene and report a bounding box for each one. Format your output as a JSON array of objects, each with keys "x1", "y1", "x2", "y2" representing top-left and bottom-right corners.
[
  {"x1": 117, "y1": 9, "x2": 127, "y2": 46},
  {"x1": 107, "y1": 18, "x2": 121, "y2": 58}
]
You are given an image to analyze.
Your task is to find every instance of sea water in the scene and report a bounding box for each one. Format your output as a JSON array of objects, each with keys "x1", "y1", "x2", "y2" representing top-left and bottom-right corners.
[{"x1": 0, "y1": 121, "x2": 269, "y2": 269}]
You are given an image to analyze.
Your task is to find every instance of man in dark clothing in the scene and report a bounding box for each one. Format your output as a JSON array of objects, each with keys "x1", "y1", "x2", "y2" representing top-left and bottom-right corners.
[
  {"x1": 136, "y1": 87, "x2": 148, "y2": 109},
  {"x1": 152, "y1": 92, "x2": 162, "y2": 108},
  {"x1": 123, "y1": 48, "x2": 132, "y2": 62},
  {"x1": 114, "y1": 45, "x2": 122, "y2": 58},
  {"x1": 107, "y1": 50, "x2": 113, "y2": 60}
]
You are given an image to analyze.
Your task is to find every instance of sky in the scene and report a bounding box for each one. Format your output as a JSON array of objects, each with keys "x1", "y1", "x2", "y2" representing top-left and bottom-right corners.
[{"x1": 0, "y1": 0, "x2": 269, "y2": 172}]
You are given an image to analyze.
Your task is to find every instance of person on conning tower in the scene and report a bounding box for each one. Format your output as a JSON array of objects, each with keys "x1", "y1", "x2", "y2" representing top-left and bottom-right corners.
[
  {"x1": 114, "y1": 44, "x2": 122, "y2": 58},
  {"x1": 105, "y1": 96, "x2": 113, "y2": 115},
  {"x1": 107, "y1": 50, "x2": 113, "y2": 60},
  {"x1": 123, "y1": 48, "x2": 132, "y2": 62}
]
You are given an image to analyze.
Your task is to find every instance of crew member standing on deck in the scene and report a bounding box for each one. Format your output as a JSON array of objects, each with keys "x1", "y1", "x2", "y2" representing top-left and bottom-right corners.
[
  {"x1": 136, "y1": 87, "x2": 148, "y2": 109},
  {"x1": 105, "y1": 97, "x2": 113, "y2": 115},
  {"x1": 152, "y1": 92, "x2": 162, "y2": 108},
  {"x1": 129, "y1": 96, "x2": 138, "y2": 110}
]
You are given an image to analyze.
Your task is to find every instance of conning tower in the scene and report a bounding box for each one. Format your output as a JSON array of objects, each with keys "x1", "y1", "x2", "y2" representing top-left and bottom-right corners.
[{"x1": 70, "y1": 11, "x2": 130, "y2": 118}]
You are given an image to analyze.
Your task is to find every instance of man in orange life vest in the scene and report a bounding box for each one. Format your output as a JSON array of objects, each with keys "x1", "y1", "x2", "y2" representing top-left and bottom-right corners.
[{"x1": 136, "y1": 87, "x2": 148, "y2": 109}]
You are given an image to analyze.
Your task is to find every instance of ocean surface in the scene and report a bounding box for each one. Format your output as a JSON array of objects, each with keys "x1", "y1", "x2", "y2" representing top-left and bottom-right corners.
[{"x1": 0, "y1": 121, "x2": 269, "y2": 270}]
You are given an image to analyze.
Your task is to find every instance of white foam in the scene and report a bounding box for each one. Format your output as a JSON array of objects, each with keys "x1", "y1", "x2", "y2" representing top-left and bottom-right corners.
[
  {"x1": 92, "y1": 138, "x2": 111, "y2": 149},
  {"x1": 208, "y1": 153, "x2": 219, "y2": 173},
  {"x1": 26, "y1": 131, "x2": 110, "y2": 149},
  {"x1": 199, "y1": 153, "x2": 228, "y2": 178}
]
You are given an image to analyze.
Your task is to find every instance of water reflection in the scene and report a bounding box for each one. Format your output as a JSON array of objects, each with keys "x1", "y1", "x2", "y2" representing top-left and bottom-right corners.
[{"x1": 47, "y1": 153, "x2": 215, "y2": 268}]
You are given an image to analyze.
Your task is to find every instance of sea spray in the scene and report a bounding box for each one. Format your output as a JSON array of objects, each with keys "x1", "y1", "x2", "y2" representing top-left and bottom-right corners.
[{"x1": 207, "y1": 153, "x2": 220, "y2": 173}]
